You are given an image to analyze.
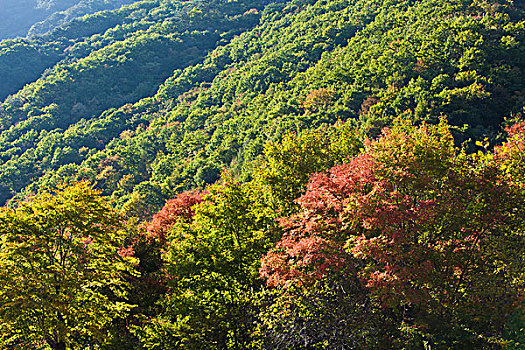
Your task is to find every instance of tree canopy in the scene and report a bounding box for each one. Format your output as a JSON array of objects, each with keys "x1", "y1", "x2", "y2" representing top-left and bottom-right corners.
[
  {"x1": 0, "y1": 0, "x2": 524, "y2": 348},
  {"x1": 0, "y1": 182, "x2": 137, "y2": 349}
]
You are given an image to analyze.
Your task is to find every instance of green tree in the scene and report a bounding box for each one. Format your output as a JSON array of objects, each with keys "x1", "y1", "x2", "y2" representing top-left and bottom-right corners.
[
  {"x1": 254, "y1": 122, "x2": 362, "y2": 215},
  {"x1": 0, "y1": 182, "x2": 137, "y2": 349},
  {"x1": 134, "y1": 178, "x2": 277, "y2": 349}
]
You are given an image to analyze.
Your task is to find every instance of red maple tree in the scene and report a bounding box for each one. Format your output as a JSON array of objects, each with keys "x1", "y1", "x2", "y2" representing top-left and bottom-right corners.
[{"x1": 146, "y1": 190, "x2": 207, "y2": 242}]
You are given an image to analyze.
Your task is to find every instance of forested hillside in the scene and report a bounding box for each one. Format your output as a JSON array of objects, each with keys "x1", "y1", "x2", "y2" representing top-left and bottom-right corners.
[
  {"x1": 0, "y1": 0, "x2": 264, "y2": 205},
  {"x1": 1, "y1": 0, "x2": 525, "y2": 213},
  {"x1": 0, "y1": 0, "x2": 524, "y2": 348},
  {"x1": 27, "y1": 0, "x2": 140, "y2": 37}
]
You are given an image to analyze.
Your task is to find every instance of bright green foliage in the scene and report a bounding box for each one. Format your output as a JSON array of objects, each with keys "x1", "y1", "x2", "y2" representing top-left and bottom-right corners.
[
  {"x1": 0, "y1": 0, "x2": 141, "y2": 100},
  {"x1": 132, "y1": 123, "x2": 363, "y2": 348},
  {"x1": 254, "y1": 121, "x2": 362, "y2": 214},
  {"x1": 0, "y1": 182, "x2": 137, "y2": 349},
  {"x1": 0, "y1": 0, "x2": 264, "y2": 207},
  {"x1": 0, "y1": 0, "x2": 524, "y2": 346},
  {"x1": 134, "y1": 177, "x2": 277, "y2": 348}
]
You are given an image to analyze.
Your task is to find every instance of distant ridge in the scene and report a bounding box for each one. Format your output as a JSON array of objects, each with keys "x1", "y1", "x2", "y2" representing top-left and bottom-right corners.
[{"x1": 0, "y1": 0, "x2": 138, "y2": 39}]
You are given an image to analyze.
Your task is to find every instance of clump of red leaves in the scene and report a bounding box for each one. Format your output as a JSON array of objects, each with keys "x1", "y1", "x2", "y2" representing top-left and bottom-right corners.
[
  {"x1": 146, "y1": 190, "x2": 207, "y2": 242},
  {"x1": 261, "y1": 120, "x2": 524, "y2": 315}
]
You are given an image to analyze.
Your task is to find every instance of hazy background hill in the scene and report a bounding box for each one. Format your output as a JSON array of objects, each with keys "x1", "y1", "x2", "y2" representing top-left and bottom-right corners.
[{"x1": 0, "y1": 0, "x2": 137, "y2": 39}]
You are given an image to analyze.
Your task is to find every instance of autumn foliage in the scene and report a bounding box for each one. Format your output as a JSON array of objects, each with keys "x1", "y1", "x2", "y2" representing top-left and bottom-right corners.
[
  {"x1": 494, "y1": 119, "x2": 525, "y2": 184},
  {"x1": 260, "y1": 120, "x2": 525, "y2": 345},
  {"x1": 4, "y1": 120, "x2": 523, "y2": 349},
  {"x1": 146, "y1": 190, "x2": 207, "y2": 242}
]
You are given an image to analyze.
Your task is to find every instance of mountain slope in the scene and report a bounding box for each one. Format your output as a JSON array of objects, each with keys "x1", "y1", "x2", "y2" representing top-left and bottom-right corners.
[
  {"x1": 0, "y1": 0, "x2": 524, "y2": 215},
  {"x1": 28, "y1": 0, "x2": 138, "y2": 37},
  {"x1": 0, "y1": 0, "x2": 264, "y2": 205},
  {"x1": 0, "y1": 0, "x2": 76, "y2": 39}
]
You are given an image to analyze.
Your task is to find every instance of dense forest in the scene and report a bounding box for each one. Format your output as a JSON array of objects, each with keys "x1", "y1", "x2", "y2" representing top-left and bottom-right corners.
[{"x1": 0, "y1": 0, "x2": 524, "y2": 348}]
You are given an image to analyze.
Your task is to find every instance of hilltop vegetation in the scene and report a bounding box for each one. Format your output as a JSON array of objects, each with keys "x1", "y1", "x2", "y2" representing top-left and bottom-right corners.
[
  {"x1": 0, "y1": 0, "x2": 524, "y2": 348},
  {"x1": 28, "y1": 0, "x2": 140, "y2": 37},
  {"x1": 0, "y1": 0, "x2": 78, "y2": 39}
]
